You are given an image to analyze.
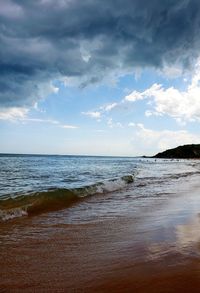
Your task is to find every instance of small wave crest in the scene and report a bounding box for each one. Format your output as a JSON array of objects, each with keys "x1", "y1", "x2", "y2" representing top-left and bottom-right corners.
[
  {"x1": 0, "y1": 208, "x2": 28, "y2": 221},
  {"x1": 0, "y1": 174, "x2": 134, "y2": 221}
]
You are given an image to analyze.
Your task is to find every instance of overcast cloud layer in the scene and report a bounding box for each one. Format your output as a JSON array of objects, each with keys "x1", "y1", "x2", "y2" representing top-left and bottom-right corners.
[{"x1": 1, "y1": 0, "x2": 200, "y2": 108}]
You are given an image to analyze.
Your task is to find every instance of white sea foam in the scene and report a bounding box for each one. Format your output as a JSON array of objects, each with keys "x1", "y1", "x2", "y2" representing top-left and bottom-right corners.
[
  {"x1": 95, "y1": 175, "x2": 134, "y2": 194},
  {"x1": 0, "y1": 208, "x2": 28, "y2": 221}
]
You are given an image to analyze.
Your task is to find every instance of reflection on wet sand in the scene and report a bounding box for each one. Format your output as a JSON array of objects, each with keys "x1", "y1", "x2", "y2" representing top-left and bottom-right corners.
[
  {"x1": 176, "y1": 214, "x2": 200, "y2": 255},
  {"x1": 1, "y1": 176, "x2": 200, "y2": 292}
]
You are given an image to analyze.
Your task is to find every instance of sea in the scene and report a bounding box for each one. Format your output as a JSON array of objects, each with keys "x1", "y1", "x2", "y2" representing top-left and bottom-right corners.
[
  {"x1": 0, "y1": 154, "x2": 200, "y2": 222},
  {"x1": 2, "y1": 154, "x2": 200, "y2": 291}
]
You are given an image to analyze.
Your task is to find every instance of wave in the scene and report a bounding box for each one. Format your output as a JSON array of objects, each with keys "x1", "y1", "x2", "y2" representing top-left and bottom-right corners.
[{"x1": 0, "y1": 174, "x2": 134, "y2": 221}]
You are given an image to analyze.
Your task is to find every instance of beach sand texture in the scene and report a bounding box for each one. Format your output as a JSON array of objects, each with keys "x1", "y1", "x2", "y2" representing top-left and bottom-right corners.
[{"x1": 1, "y1": 171, "x2": 200, "y2": 292}]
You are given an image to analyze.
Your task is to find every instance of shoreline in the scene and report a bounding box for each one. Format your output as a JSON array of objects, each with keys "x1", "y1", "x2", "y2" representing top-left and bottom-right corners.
[{"x1": 1, "y1": 174, "x2": 200, "y2": 291}]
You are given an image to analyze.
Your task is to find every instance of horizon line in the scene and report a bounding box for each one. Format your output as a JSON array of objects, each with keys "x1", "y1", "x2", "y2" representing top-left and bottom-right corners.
[{"x1": 0, "y1": 152, "x2": 145, "y2": 158}]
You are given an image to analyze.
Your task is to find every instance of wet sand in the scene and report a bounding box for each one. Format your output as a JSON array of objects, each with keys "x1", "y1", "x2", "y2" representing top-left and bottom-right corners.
[{"x1": 1, "y1": 177, "x2": 200, "y2": 292}]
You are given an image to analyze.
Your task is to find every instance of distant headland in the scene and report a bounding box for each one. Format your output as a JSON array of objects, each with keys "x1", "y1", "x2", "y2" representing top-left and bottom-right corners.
[{"x1": 153, "y1": 144, "x2": 200, "y2": 159}]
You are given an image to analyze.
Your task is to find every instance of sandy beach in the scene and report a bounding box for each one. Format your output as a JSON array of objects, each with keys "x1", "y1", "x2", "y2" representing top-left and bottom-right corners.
[{"x1": 1, "y1": 172, "x2": 200, "y2": 292}]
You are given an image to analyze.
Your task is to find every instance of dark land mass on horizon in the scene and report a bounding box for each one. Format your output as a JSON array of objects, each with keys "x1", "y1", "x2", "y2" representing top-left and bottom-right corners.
[{"x1": 153, "y1": 144, "x2": 200, "y2": 159}]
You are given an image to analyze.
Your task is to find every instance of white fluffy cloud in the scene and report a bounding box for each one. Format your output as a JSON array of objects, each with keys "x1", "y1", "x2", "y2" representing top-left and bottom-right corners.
[
  {"x1": 125, "y1": 61, "x2": 200, "y2": 123},
  {"x1": 0, "y1": 107, "x2": 29, "y2": 120},
  {"x1": 0, "y1": 107, "x2": 78, "y2": 129},
  {"x1": 82, "y1": 102, "x2": 118, "y2": 121},
  {"x1": 82, "y1": 111, "x2": 101, "y2": 119},
  {"x1": 132, "y1": 123, "x2": 200, "y2": 154},
  {"x1": 60, "y1": 124, "x2": 78, "y2": 129},
  {"x1": 102, "y1": 103, "x2": 118, "y2": 112}
]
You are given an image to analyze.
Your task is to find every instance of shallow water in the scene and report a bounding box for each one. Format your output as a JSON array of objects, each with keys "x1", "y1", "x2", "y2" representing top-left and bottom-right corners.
[{"x1": 1, "y1": 156, "x2": 200, "y2": 291}]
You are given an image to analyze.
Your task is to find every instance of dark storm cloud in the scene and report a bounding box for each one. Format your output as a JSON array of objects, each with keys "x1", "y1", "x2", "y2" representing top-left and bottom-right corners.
[{"x1": 1, "y1": 0, "x2": 200, "y2": 107}]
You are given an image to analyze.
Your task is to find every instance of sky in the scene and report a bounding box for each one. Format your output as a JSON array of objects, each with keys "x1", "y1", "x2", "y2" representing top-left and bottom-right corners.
[{"x1": 1, "y1": 0, "x2": 200, "y2": 156}]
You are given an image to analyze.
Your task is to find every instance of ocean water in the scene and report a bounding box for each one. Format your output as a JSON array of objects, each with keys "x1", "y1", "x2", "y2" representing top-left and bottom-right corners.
[
  {"x1": 0, "y1": 154, "x2": 199, "y2": 221},
  {"x1": 2, "y1": 155, "x2": 200, "y2": 292}
]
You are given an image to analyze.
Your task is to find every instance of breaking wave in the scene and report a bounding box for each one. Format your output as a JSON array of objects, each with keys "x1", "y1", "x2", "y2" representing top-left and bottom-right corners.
[{"x1": 0, "y1": 174, "x2": 134, "y2": 221}]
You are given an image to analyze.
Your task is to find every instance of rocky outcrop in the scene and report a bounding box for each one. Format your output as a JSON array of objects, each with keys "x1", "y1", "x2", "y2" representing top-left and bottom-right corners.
[{"x1": 153, "y1": 144, "x2": 200, "y2": 159}]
